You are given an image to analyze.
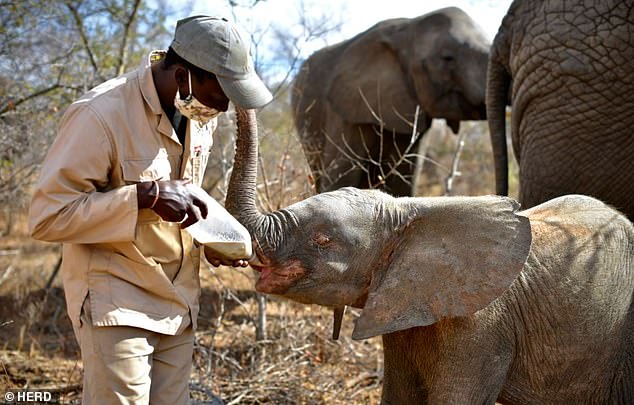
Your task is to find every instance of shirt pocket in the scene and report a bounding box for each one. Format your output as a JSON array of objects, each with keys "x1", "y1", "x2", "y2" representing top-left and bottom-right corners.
[
  {"x1": 121, "y1": 155, "x2": 172, "y2": 223},
  {"x1": 88, "y1": 249, "x2": 176, "y2": 320},
  {"x1": 121, "y1": 155, "x2": 172, "y2": 184}
]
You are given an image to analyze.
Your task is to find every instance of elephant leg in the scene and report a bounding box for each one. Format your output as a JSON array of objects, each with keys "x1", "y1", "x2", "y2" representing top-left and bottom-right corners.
[
  {"x1": 518, "y1": 139, "x2": 634, "y2": 220},
  {"x1": 376, "y1": 130, "x2": 421, "y2": 197},
  {"x1": 300, "y1": 139, "x2": 326, "y2": 193},
  {"x1": 516, "y1": 144, "x2": 574, "y2": 209},
  {"x1": 318, "y1": 123, "x2": 381, "y2": 192},
  {"x1": 381, "y1": 333, "x2": 426, "y2": 404},
  {"x1": 317, "y1": 124, "x2": 421, "y2": 196},
  {"x1": 382, "y1": 325, "x2": 513, "y2": 405}
]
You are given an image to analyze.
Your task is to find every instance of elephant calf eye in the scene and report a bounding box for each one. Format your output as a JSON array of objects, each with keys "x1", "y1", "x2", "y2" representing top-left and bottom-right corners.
[{"x1": 313, "y1": 233, "x2": 331, "y2": 247}]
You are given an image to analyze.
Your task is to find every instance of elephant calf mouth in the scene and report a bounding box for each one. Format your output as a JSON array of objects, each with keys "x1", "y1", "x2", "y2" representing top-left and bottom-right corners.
[{"x1": 250, "y1": 260, "x2": 305, "y2": 295}]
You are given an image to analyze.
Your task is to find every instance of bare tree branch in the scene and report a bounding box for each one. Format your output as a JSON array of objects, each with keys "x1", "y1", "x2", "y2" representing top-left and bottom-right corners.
[
  {"x1": 0, "y1": 83, "x2": 61, "y2": 115},
  {"x1": 357, "y1": 88, "x2": 384, "y2": 125},
  {"x1": 65, "y1": 0, "x2": 104, "y2": 81},
  {"x1": 116, "y1": 0, "x2": 142, "y2": 76}
]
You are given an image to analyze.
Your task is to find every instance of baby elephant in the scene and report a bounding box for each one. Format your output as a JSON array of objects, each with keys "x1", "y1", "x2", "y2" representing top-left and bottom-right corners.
[
  {"x1": 226, "y1": 109, "x2": 634, "y2": 404},
  {"x1": 237, "y1": 191, "x2": 634, "y2": 403}
]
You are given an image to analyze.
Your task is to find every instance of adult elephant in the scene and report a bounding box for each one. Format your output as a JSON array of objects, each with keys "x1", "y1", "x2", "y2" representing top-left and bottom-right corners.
[
  {"x1": 292, "y1": 7, "x2": 489, "y2": 196},
  {"x1": 225, "y1": 108, "x2": 634, "y2": 404},
  {"x1": 487, "y1": 0, "x2": 634, "y2": 219}
]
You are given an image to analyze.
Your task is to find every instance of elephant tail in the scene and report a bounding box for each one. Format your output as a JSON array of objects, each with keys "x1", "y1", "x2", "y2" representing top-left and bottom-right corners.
[{"x1": 486, "y1": 56, "x2": 511, "y2": 197}]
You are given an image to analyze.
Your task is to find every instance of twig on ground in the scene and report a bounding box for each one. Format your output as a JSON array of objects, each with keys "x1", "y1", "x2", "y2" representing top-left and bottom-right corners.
[{"x1": 0, "y1": 265, "x2": 14, "y2": 287}]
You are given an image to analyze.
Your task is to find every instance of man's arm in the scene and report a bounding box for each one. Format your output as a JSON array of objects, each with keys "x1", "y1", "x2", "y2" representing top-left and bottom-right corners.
[{"x1": 29, "y1": 104, "x2": 138, "y2": 244}]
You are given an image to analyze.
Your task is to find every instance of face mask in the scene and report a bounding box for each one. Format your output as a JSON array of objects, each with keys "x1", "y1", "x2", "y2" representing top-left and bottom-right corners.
[{"x1": 174, "y1": 70, "x2": 222, "y2": 124}]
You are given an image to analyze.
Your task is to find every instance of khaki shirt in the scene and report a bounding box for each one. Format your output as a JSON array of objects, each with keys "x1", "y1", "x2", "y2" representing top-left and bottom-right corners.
[{"x1": 29, "y1": 51, "x2": 217, "y2": 335}]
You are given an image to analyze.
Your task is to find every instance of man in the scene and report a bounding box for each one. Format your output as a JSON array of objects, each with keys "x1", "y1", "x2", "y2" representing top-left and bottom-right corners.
[{"x1": 28, "y1": 16, "x2": 272, "y2": 404}]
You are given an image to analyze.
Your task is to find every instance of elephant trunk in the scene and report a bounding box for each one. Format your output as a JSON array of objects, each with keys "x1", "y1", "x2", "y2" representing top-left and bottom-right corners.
[
  {"x1": 486, "y1": 57, "x2": 511, "y2": 196},
  {"x1": 462, "y1": 39, "x2": 490, "y2": 118},
  {"x1": 225, "y1": 108, "x2": 283, "y2": 258}
]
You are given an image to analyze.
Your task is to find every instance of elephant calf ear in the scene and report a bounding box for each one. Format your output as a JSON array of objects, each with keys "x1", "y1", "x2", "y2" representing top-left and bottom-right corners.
[{"x1": 352, "y1": 196, "x2": 532, "y2": 340}]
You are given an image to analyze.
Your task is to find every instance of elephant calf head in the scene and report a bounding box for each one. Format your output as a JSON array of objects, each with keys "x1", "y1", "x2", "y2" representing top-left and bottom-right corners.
[
  {"x1": 247, "y1": 189, "x2": 532, "y2": 340},
  {"x1": 226, "y1": 107, "x2": 531, "y2": 340}
]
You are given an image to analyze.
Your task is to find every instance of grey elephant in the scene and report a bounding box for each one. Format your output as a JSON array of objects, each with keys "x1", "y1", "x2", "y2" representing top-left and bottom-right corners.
[
  {"x1": 292, "y1": 7, "x2": 489, "y2": 197},
  {"x1": 487, "y1": 0, "x2": 634, "y2": 219},
  {"x1": 225, "y1": 108, "x2": 634, "y2": 404}
]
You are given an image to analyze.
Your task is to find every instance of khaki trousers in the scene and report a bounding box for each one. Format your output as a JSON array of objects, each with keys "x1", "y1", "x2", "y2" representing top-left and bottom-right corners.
[{"x1": 77, "y1": 303, "x2": 194, "y2": 405}]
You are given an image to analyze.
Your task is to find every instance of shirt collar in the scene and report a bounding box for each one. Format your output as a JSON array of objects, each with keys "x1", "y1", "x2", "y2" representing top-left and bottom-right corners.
[{"x1": 138, "y1": 50, "x2": 167, "y2": 115}]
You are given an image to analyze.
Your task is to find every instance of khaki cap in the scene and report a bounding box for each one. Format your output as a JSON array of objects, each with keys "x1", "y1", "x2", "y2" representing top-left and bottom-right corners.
[{"x1": 171, "y1": 16, "x2": 273, "y2": 108}]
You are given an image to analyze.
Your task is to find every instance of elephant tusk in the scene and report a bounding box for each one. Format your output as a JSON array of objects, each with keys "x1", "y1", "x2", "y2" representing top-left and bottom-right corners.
[{"x1": 332, "y1": 305, "x2": 346, "y2": 340}]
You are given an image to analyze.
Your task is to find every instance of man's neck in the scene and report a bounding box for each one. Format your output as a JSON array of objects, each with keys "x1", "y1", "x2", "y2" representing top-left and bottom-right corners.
[
  {"x1": 151, "y1": 61, "x2": 177, "y2": 119},
  {"x1": 150, "y1": 62, "x2": 187, "y2": 144}
]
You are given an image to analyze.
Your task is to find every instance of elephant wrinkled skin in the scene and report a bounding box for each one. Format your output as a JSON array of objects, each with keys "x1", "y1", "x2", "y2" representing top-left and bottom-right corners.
[
  {"x1": 292, "y1": 7, "x2": 489, "y2": 197},
  {"x1": 487, "y1": 0, "x2": 634, "y2": 219},
  {"x1": 226, "y1": 108, "x2": 634, "y2": 404}
]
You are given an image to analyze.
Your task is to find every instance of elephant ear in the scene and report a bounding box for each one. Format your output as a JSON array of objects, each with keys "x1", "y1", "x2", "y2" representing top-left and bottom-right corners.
[
  {"x1": 327, "y1": 21, "x2": 423, "y2": 133},
  {"x1": 352, "y1": 196, "x2": 532, "y2": 340}
]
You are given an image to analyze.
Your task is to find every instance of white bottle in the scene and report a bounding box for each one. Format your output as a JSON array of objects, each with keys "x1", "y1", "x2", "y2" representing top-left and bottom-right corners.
[{"x1": 184, "y1": 184, "x2": 253, "y2": 260}]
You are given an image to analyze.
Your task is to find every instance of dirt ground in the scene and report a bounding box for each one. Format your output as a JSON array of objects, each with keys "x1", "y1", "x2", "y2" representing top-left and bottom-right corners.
[{"x1": 0, "y1": 212, "x2": 383, "y2": 404}]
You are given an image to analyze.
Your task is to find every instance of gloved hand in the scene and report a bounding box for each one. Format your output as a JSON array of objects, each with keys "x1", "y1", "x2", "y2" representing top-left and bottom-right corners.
[{"x1": 137, "y1": 179, "x2": 208, "y2": 228}]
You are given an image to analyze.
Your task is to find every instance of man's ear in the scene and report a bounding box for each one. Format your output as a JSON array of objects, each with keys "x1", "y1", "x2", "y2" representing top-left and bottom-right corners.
[
  {"x1": 174, "y1": 66, "x2": 189, "y2": 97},
  {"x1": 352, "y1": 196, "x2": 532, "y2": 340}
]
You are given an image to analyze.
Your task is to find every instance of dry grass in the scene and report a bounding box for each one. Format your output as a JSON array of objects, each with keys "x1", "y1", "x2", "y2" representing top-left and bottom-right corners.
[
  {"x1": 0, "y1": 213, "x2": 383, "y2": 404},
  {"x1": 189, "y1": 266, "x2": 383, "y2": 404}
]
